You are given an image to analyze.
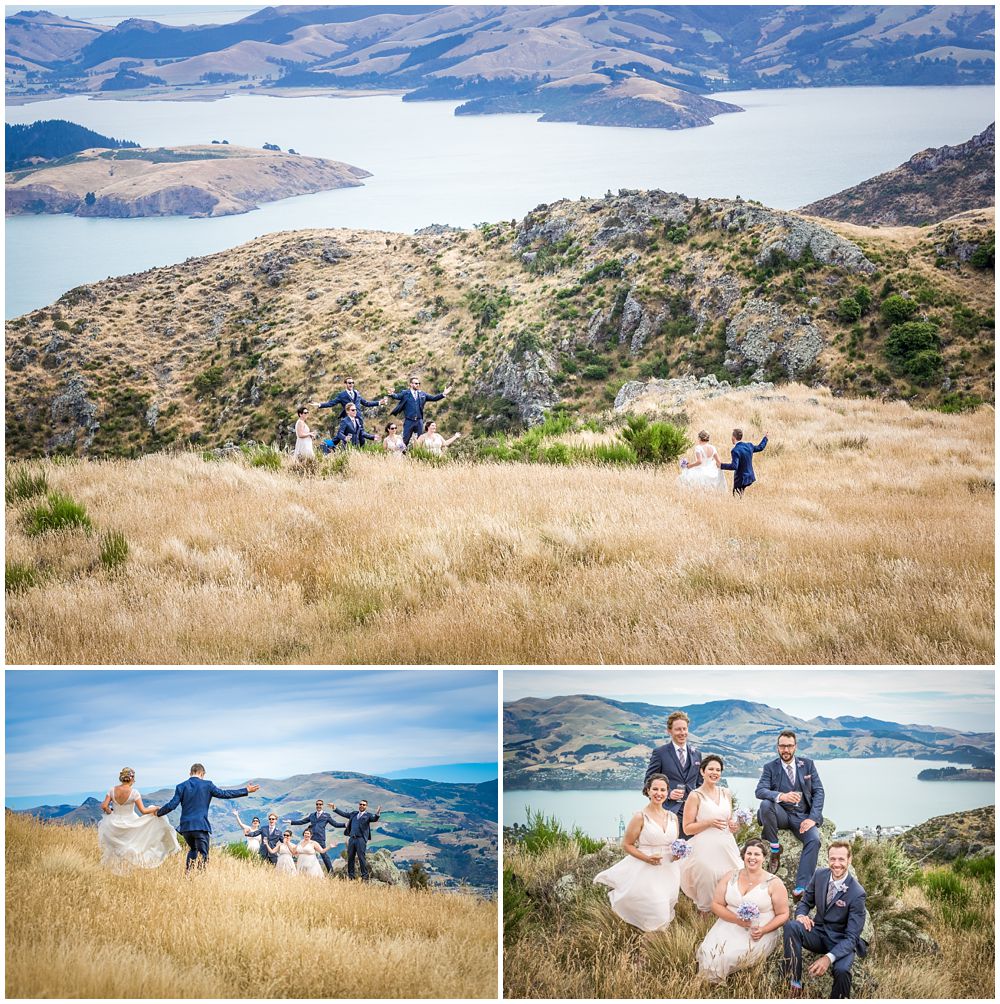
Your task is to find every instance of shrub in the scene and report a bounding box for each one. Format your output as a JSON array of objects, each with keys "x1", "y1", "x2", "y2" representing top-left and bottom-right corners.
[
  {"x1": 581, "y1": 363, "x2": 609, "y2": 380},
  {"x1": 618, "y1": 416, "x2": 690, "y2": 464},
  {"x1": 580, "y1": 259, "x2": 624, "y2": 284},
  {"x1": 22, "y1": 491, "x2": 92, "y2": 536},
  {"x1": 516, "y1": 808, "x2": 604, "y2": 855},
  {"x1": 406, "y1": 445, "x2": 450, "y2": 466},
  {"x1": 5, "y1": 466, "x2": 48, "y2": 504},
  {"x1": 952, "y1": 854, "x2": 994, "y2": 883},
  {"x1": 244, "y1": 445, "x2": 282, "y2": 470},
  {"x1": 503, "y1": 867, "x2": 534, "y2": 940},
  {"x1": 969, "y1": 232, "x2": 994, "y2": 269},
  {"x1": 406, "y1": 861, "x2": 430, "y2": 890},
  {"x1": 922, "y1": 868, "x2": 970, "y2": 907},
  {"x1": 884, "y1": 321, "x2": 942, "y2": 383},
  {"x1": 938, "y1": 392, "x2": 984, "y2": 414},
  {"x1": 221, "y1": 841, "x2": 256, "y2": 861},
  {"x1": 854, "y1": 284, "x2": 873, "y2": 314},
  {"x1": 319, "y1": 450, "x2": 351, "y2": 478},
  {"x1": 5, "y1": 560, "x2": 39, "y2": 593},
  {"x1": 880, "y1": 294, "x2": 919, "y2": 324},
  {"x1": 192, "y1": 366, "x2": 226, "y2": 395},
  {"x1": 584, "y1": 442, "x2": 639, "y2": 465},
  {"x1": 837, "y1": 297, "x2": 862, "y2": 322},
  {"x1": 904, "y1": 348, "x2": 943, "y2": 384},
  {"x1": 99, "y1": 530, "x2": 129, "y2": 572}
]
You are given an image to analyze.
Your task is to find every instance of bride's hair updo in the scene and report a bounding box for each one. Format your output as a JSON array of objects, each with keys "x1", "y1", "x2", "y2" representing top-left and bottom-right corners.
[
  {"x1": 119, "y1": 767, "x2": 135, "y2": 784},
  {"x1": 643, "y1": 772, "x2": 669, "y2": 797},
  {"x1": 698, "y1": 430, "x2": 710, "y2": 442}
]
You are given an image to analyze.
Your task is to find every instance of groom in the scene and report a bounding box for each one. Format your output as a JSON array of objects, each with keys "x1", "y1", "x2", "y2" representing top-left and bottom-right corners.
[
  {"x1": 644, "y1": 711, "x2": 701, "y2": 837},
  {"x1": 755, "y1": 731, "x2": 825, "y2": 899},
  {"x1": 719, "y1": 427, "x2": 767, "y2": 497},
  {"x1": 156, "y1": 763, "x2": 259, "y2": 870}
]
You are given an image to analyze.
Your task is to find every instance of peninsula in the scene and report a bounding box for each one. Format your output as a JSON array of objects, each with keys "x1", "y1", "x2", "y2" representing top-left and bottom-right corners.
[{"x1": 5, "y1": 144, "x2": 371, "y2": 218}]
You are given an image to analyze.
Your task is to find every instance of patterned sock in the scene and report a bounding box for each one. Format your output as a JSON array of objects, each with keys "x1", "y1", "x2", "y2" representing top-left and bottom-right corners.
[{"x1": 770, "y1": 842, "x2": 781, "y2": 851}]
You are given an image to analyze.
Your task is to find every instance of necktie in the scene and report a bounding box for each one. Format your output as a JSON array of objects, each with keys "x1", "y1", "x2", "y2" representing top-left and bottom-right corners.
[
  {"x1": 785, "y1": 762, "x2": 795, "y2": 785},
  {"x1": 678, "y1": 746, "x2": 686, "y2": 769},
  {"x1": 826, "y1": 879, "x2": 838, "y2": 906}
]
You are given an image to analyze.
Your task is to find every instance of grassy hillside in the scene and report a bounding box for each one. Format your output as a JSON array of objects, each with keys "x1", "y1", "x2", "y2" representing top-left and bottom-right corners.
[
  {"x1": 5, "y1": 812, "x2": 497, "y2": 998},
  {"x1": 5, "y1": 383, "x2": 993, "y2": 665},
  {"x1": 503, "y1": 812, "x2": 994, "y2": 999},
  {"x1": 4, "y1": 191, "x2": 993, "y2": 459}
]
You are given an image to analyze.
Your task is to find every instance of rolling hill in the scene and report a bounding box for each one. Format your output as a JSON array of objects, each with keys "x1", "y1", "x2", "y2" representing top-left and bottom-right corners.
[
  {"x1": 15, "y1": 768, "x2": 498, "y2": 889},
  {"x1": 7, "y1": 6, "x2": 994, "y2": 128},
  {"x1": 503, "y1": 695, "x2": 995, "y2": 788}
]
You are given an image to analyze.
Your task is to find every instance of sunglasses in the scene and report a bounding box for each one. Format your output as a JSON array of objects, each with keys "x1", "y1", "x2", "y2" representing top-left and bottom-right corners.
[{"x1": 389, "y1": 425, "x2": 397, "y2": 430}]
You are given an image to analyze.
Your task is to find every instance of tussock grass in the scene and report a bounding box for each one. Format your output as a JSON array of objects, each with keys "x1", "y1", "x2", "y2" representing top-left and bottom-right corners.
[
  {"x1": 5, "y1": 813, "x2": 497, "y2": 999},
  {"x1": 4, "y1": 385, "x2": 993, "y2": 664}
]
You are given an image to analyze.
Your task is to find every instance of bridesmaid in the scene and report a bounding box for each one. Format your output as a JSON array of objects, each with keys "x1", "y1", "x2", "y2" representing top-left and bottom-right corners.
[
  {"x1": 680, "y1": 754, "x2": 742, "y2": 912},
  {"x1": 593, "y1": 773, "x2": 682, "y2": 932},
  {"x1": 233, "y1": 811, "x2": 262, "y2": 855},
  {"x1": 696, "y1": 838, "x2": 788, "y2": 982},
  {"x1": 268, "y1": 830, "x2": 298, "y2": 875},
  {"x1": 293, "y1": 827, "x2": 331, "y2": 879},
  {"x1": 293, "y1": 406, "x2": 317, "y2": 462}
]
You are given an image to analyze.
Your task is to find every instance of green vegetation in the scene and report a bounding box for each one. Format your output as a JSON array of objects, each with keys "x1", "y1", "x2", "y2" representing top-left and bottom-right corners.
[
  {"x1": 581, "y1": 259, "x2": 625, "y2": 284},
  {"x1": 22, "y1": 491, "x2": 92, "y2": 536},
  {"x1": 510, "y1": 808, "x2": 604, "y2": 856},
  {"x1": 242, "y1": 444, "x2": 283, "y2": 470},
  {"x1": 880, "y1": 294, "x2": 920, "y2": 325},
  {"x1": 969, "y1": 232, "x2": 994, "y2": 270},
  {"x1": 99, "y1": 529, "x2": 129, "y2": 572},
  {"x1": 193, "y1": 366, "x2": 226, "y2": 396},
  {"x1": 406, "y1": 861, "x2": 431, "y2": 890},
  {"x1": 619, "y1": 415, "x2": 690, "y2": 463},
  {"x1": 5, "y1": 559, "x2": 40, "y2": 593},
  {"x1": 884, "y1": 321, "x2": 942, "y2": 384},
  {"x1": 465, "y1": 286, "x2": 512, "y2": 329},
  {"x1": 5, "y1": 465, "x2": 49, "y2": 504}
]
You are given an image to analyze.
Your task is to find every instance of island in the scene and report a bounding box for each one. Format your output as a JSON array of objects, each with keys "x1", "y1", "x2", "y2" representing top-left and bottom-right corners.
[
  {"x1": 917, "y1": 766, "x2": 995, "y2": 781},
  {"x1": 5, "y1": 144, "x2": 371, "y2": 218}
]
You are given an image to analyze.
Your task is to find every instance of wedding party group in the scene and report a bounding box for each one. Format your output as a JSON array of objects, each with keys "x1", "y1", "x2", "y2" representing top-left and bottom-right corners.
[
  {"x1": 292, "y1": 376, "x2": 460, "y2": 460},
  {"x1": 97, "y1": 763, "x2": 385, "y2": 882},
  {"x1": 676, "y1": 428, "x2": 768, "y2": 497},
  {"x1": 594, "y1": 712, "x2": 866, "y2": 999}
]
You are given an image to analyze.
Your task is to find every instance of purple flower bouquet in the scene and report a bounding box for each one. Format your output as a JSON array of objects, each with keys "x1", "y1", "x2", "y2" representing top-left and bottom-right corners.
[
  {"x1": 680, "y1": 459, "x2": 689, "y2": 469},
  {"x1": 734, "y1": 808, "x2": 754, "y2": 827},
  {"x1": 670, "y1": 838, "x2": 691, "y2": 860},
  {"x1": 735, "y1": 902, "x2": 761, "y2": 926}
]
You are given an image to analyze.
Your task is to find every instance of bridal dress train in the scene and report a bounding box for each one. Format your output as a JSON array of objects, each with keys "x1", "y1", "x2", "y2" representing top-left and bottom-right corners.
[
  {"x1": 678, "y1": 445, "x2": 727, "y2": 492},
  {"x1": 97, "y1": 788, "x2": 179, "y2": 871},
  {"x1": 696, "y1": 869, "x2": 782, "y2": 982},
  {"x1": 593, "y1": 811, "x2": 681, "y2": 931},
  {"x1": 680, "y1": 789, "x2": 743, "y2": 911}
]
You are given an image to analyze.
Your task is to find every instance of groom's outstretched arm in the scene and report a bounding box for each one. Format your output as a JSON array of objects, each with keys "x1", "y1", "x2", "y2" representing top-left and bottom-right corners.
[
  {"x1": 209, "y1": 783, "x2": 251, "y2": 800},
  {"x1": 719, "y1": 454, "x2": 737, "y2": 471},
  {"x1": 752, "y1": 435, "x2": 768, "y2": 452},
  {"x1": 156, "y1": 785, "x2": 183, "y2": 817}
]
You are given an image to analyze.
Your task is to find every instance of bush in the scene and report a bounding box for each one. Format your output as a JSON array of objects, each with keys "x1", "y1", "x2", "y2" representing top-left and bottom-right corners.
[
  {"x1": 952, "y1": 854, "x2": 994, "y2": 883},
  {"x1": 937, "y1": 392, "x2": 984, "y2": 414},
  {"x1": 969, "y1": 232, "x2": 994, "y2": 269},
  {"x1": 584, "y1": 442, "x2": 639, "y2": 465},
  {"x1": 838, "y1": 296, "x2": 862, "y2": 321},
  {"x1": 221, "y1": 841, "x2": 256, "y2": 861},
  {"x1": 22, "y1": 491, "x2": 92, "y2": 536},
  {"x1": 922, "y1": 868, "x2": 970, "y2": 906},
  {"x1": 618, "y1": 416, "x2": 690, "y2": 464},
  {"x1": 580, "y1": 259, "x2": 624, "y2": 284},
  {"x1": 243, "y1": 445, "x2": 282, "y2": 470},
  {"x1": 516, "y1": 808, "x2": 604, "y2": 855},
  {"x1": 854, "y1": 284, "x2": 873, "y2": 314},
  {"x1": 406, "y1": 861, "x2": 431, "y2": 890},
  {"x1": 904, "y1": 348, "x2": 944, "y2": 384},
  {"x1": 880, "y1": 294, "x2": 919, "y2": 325},
  {"x1": 99, "y1": 530, "x2": 129, "y2": 571},
  {"x1": 406, "y1": 445, "x2": 450, "y2": 466},
  {"x1": 192, "y1": 366, "x2": 226, "y2": 396},
  {"x1": 503, "y1": 867, "x2": 534, "y2": 940},
  {"x1": 581, "y1": 363, "x2": 609, "y2": 380},
  {"x1": 5, "y1": 465, "x2": 48, "y2": 504},
  {"x1": 884, "y1": 321, "x2": 942, "y2": 383},
  {"x1": 5, "y1": 560, "x2": 39, "y2": 593}
]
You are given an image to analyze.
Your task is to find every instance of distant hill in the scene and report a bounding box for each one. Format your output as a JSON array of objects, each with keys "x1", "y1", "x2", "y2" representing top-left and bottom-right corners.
[
  {"x1": 5, "y1": 143, "x2": 371, "y2": 218},
  {"x1": 15, "y1": 769, "x2": 498, "y2": 889},
  {"x1": 6, "y1": 6, "x2": 994, "y2": 128},
  {"x1": 802, "y1": 123, "x2": 996, "y2": 226},
  {"x1": 894, "y1": 804, "x2": 995, "y2": 862},
  {"x1": 504, "y1": 695, "x2": 995, "y2": 789},
  {"x1": 5, "y1": 119, "x2": 137, "y2": 171}
]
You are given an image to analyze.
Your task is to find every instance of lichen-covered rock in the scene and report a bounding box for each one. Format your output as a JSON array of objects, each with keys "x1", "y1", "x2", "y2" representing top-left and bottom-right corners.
[
  {"x1": 478, "y1": 349, "x2": 560, "y2": 424},
  {"x1": 367, "y1": 848, "x2": 403, "y2": 885},
  {"x1": 48, "y1": 374, "x2": 99, "y2": 451},
  {"x1": 725, "y1": 298, "x2": 824, "y2": 379},
  {"x1": 614, "y1": 374, "x2": 775, "y2": 413}
]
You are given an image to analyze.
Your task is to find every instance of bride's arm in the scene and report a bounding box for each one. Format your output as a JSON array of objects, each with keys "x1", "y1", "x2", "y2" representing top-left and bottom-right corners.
[
  {"x1": 100, "y1": 791, "x2": 113, "y2": 815},
  {"x1": 133, "y1": 793, "x2": 159, "y2": 815}
]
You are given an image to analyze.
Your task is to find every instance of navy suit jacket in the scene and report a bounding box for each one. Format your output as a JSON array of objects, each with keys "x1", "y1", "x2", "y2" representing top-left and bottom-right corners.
[
  {"x1": 756, "y1": 756, "x2": 825, "y2": 824},
  {"x1": 719, "y1": 436, "x2": 767, "y2": 488},
  {"x1": 334, "y1": 807, "x2": 381, "y2": 841},
  {"x1": 334, "y1": 415, "x2": 375, "y2": 447},
  {"x1": 248, "y1": 823, "x2": 284, "y2": 859},
  {"x1": 795, "y1": 868, "x2": 868, "y2": 960},
  {"x1": 389, "y1": 389, "x2": 444, "y2": 421},
  {"x1": 318, "y1": 389, "x2": 380, "y2": 420},
  {"x1": 155, "y1": 776, "x2": 249, "y2": 833},
  {"x1": 286, "y1": 810, "x2": 346, "y2": 846},
  {"x1": 644, "y1": 743, "x2": 702, "y2": 816}
]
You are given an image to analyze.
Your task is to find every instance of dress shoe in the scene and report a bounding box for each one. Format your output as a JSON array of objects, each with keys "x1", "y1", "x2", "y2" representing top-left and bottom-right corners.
[
  {"x1": 768, "y1": 849, "x2": 782, "y2": 872},
  {"x1": 792, "y1": 887, "x2": 805, "y2": 903}
]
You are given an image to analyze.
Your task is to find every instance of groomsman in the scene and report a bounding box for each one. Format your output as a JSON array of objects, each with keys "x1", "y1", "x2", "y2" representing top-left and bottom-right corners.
[
  {"x1": 312, "y1": 378, "x2": 385, "y2": 435},
  {"x1": 388, "y1": 376, "x2": 451, "y2": 445},
  {"x1": 644, "y1": 711, "x2": 701, "y2": 837},
  {"x1": 334, "y1": 799, "x2": 382, "y2": 880},
  {"x1": 756, "y1": 730, "x2": 825, "y2": 899},
  {"x1": 783, "y1": 841, "x2": 867, "y2": 998},
  {"x1": 284, "y1": 798, "x2": 346, "y2": 874},
  {"x1": 246, "y1": 811, "x2": 284, "y2": 865}
]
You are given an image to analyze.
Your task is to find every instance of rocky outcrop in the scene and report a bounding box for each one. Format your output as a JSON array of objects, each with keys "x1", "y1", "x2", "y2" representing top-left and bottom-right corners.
[
  {"x1": 366, "y1": 848, "x2": 404, "y2": 885},
  {"x1": 724, "y1": 298, "x2": 824, "y2": 379},
  {"x1": 614, "y1": 374, "x2": 776, "y2": 413},
  {"x1": 48, "y1": 374, "x2": 99, "y2": 451},
  {"x1": 478, "y1": 348, "x2": 560, "y2": 425}
]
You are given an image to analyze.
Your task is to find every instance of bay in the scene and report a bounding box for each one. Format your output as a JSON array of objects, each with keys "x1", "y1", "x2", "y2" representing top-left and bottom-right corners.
[
  {"x1": 503, "y1": 758, "x2": 995, "y2": 837},
  {"x1": 5, "y1": 85, "x2": 994, "y2": 317}
]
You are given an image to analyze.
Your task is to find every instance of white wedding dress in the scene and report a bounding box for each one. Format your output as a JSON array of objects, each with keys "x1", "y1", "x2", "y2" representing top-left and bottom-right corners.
[
  {"x1": 97, "y1": 787, "x2": 179, "y2": 871},
  {"x1": 696, "y1": 869, "x2": 782, "y2": 982},
  {"x1": 593, "y1": 810, "x2": 681, "y2": 931},
  {"x1": 295, "y1": 840, "x2": 325, "y2": 878},
  {"x1": 680, "y1": 789, "x2": 743, "y2": 911},
  {"x1": 678, "y1": 444, "x2": 727, "y2": 492}
]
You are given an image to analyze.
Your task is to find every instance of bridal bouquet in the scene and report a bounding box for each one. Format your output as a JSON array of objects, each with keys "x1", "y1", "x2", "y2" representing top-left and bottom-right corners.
[
  {"x1": 734, "y1": 808, "x2": 754, "y2": 827},
  {"x1": 735, "y1": 902, "x2": 761, "y2": 926},
  {"x1": 679, "y1": 459, "x2": 689, "y2": 469},
  {"x1": 670, "y1": 838, "x2": 691, "y2": 860}
]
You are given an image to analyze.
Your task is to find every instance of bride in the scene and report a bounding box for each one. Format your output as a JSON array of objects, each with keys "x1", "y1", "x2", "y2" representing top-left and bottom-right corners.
[
  {"x1": 98, "y1": 767, "x2": 180, "y2": 870},
  {"x1": 593, "y1": 773, "x2": 682, "y2": 932},
  {"x1": 678, "y1": 431, "x2": 726, "y2": 492}
]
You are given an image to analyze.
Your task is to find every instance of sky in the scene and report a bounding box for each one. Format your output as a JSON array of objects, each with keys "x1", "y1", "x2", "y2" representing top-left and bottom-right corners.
[
  {"x1": 8, "y1": 4, "x2": 266, "y2": 26},
  {"x1": 5, "y1": 669, "x2": 499, "y2": 799},
  {"x1": 502, "y1": 669, "x2": 996, "y2": 734}
]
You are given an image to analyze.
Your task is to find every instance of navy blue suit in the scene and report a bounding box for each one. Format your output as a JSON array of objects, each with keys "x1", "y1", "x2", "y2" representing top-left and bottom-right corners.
[
  {"x1": 784, "y1": 868, "x2": 867, "y2": 998},
  {"x1": 334, "y1": 807, "x2": 381, "y2": 879},
  {"x1": 286, "y1": 811, "x2": 346, "y2": 873},
  {"x1": 756, "y1": 756, "x2": 825, "y2": 890},
  {"x1": 644, "y1": 743, "x2": 702, "y2": 837},
  {"x1": 719, "y1": 436, "x2": 767, "y2": 495},
  {"x1": 155, "y1": 775, "x2": 249, "y2": 869},
  {"x1": 389, "y1": 388, "x2": 446, "y2": 445},
  {"x1": 246, "y1": 823, "x2": 284, "y2": 864},
  {"x1": 318, "y1": 389, "x2": 380, "y2": 427},
  {"x1": 334, "y1": 415, "x2": 375, "y2": 448}
]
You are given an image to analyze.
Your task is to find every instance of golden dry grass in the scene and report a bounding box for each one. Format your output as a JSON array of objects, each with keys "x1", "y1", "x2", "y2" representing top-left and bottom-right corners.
[
  {"x1": 5, "y1": 813, "x2": 497, "y2": 999},
  {"x1": 503, "y1": 840, "x2": 995, "y2": 999},
  {"x1": 5, "y1": 384, "x2": 993, "y2": 664}
]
